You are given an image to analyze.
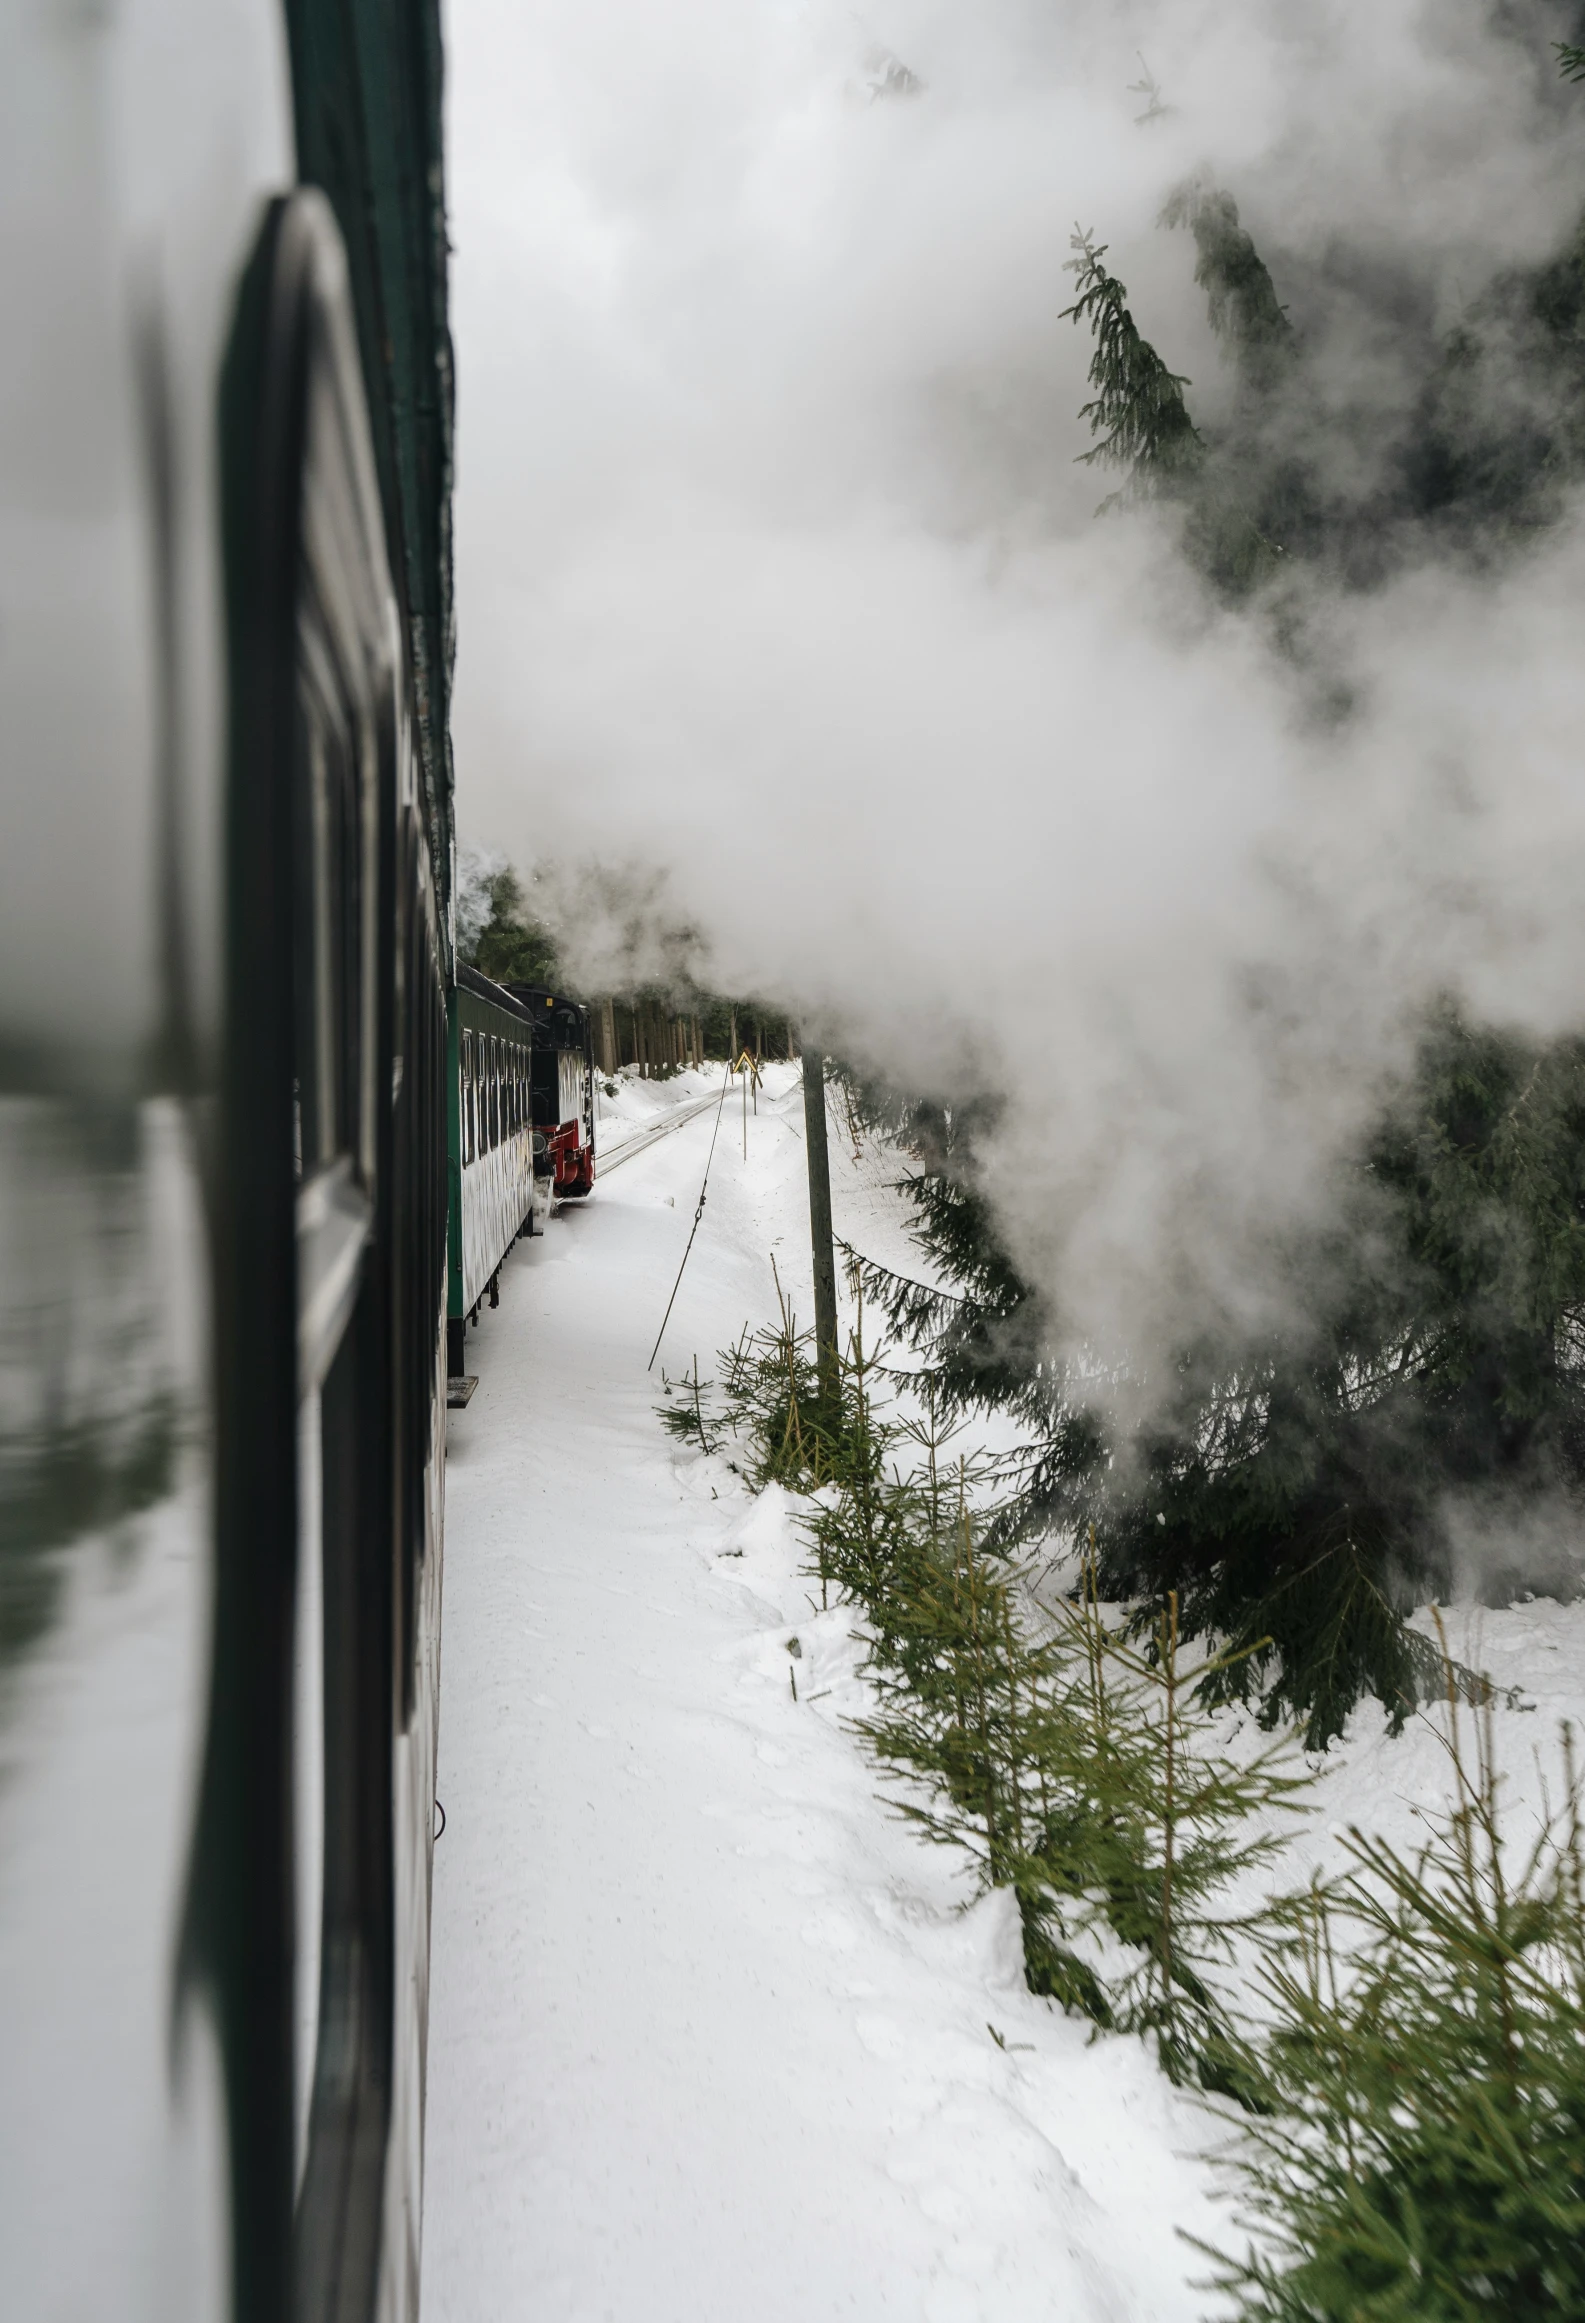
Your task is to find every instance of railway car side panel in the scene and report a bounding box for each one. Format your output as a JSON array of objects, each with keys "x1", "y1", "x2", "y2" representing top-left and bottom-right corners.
[{"x1": 447, "y1": 971, "x2": 539, "y2": 1361}]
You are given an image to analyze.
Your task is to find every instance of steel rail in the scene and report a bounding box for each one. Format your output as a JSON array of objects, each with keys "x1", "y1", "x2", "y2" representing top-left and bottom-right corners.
[{"x1": 595, "y1": 1085, "x2": 725, "y2": 1175}]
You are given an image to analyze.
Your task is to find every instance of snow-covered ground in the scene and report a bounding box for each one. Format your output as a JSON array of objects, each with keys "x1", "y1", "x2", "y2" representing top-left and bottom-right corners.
[
  {"x1": 421, "y1": 1066, "x2": 1585, "y2": 2321},
  {"x1": 594, "y1": 1063, "x2": 727, "y2": 1175},
  {"x1": 593, "y1": 1061, "x2": 720, "y2": 1138}
]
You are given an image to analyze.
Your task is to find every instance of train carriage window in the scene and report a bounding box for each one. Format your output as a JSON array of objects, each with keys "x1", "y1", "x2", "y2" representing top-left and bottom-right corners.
[{"x1": 461, "y1": 1031, "x2": 474, "y2": 1165}]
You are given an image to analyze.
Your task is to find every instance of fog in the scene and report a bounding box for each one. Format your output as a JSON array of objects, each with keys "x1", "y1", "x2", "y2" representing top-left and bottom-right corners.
[{"x1": 445, "y1": 0, "x2": 1585, "y2": 1373}]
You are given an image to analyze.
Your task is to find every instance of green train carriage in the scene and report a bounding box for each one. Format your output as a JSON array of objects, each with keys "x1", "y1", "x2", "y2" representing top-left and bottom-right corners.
[
  {"x1": 445, "y1": 967, "x2": 540, "y2": 1389},
  {"x1": 444, "y1": 971, "x2": 597, "y2": 1388}
]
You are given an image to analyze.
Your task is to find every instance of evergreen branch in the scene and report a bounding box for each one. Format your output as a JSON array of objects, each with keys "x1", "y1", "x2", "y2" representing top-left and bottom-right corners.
[
  {"x1": 1061, "y1": 227, "x2": 1202, "y2": 488},
  {"x1": 838, "y1": 1237, "x2": 966, "y2": 1331}
]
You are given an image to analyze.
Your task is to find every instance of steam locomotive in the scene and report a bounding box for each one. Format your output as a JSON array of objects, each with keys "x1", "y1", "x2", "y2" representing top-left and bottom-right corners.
[{"x1": 0, "y1": 2, "x2": 561, "y2": 2317}]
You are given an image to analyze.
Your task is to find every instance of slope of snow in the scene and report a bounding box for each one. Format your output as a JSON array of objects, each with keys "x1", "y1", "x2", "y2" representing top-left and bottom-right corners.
[
  {"x1": 422, "y1": 1067, "x2": 1585, "y2": 2321},
  {"x1": 593, "y1": 1061, "x2": 728, "y2": 1141},
  {"x1": 422, "y1": 1071, "x2": 1224, "y2": 2321}
]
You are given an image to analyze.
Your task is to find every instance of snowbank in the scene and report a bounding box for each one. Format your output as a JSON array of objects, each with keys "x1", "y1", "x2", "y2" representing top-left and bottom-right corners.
[{"x1": 423, "y1": 1071, "x2": 1585, "y2": 2321}]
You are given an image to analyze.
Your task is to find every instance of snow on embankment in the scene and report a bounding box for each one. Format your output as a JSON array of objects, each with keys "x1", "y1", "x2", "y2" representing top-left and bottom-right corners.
[
  {"x1": 593, "y1": 1060, "x2": 721, "y2": 1140},
  {"x1": 422, "y1": 1068, "x2": 1220, "y2": 2322},
  {"x1": 422, "y1": 1066, "x2": 1585, "y2": 2322}
]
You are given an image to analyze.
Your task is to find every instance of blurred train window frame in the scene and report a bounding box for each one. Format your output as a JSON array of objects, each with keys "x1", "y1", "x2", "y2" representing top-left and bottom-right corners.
[{"x1": 193, "y1": 187, "x2": 443, "y2": 2323}]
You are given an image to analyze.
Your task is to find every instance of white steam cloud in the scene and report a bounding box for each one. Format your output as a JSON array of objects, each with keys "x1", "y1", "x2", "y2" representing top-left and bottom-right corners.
[{"x1": 446, "y1": 0, "x2": 1585, "y2": 1373}]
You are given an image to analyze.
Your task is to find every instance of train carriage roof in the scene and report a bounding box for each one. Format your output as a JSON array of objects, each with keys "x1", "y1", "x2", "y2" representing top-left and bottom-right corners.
[
  {"x1": 284, "y1": 0, "x2": 455, "y2": 967},
  {"x1": 456, "y1": 962, "x2": 536, "y2": 1034}
]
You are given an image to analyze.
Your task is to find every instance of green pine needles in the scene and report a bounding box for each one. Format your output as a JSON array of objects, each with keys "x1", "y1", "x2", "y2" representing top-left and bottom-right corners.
[
  {"x1": 688, "y1": 1292, "x2": 1310, "y2": 2087},
  {"x1": 676, "y1": 1260, "x2": 855, "y2": 1491},
  {"x1": 1062, "y1": 228, "x2": 1202, "y2": 493},
  {"x1": 858, "y1": 1517, "x2": 1312, "y2": 2094},
  {"x1": 666, "y1": 1288, "x2": 1585, "y2": 2314},
  {"x1": 844, "y1": 1014, "x2": 1585, "y2": 1752},
  {"x1": 1205, "y1": 1670, "x2": 1585, "y2": 2319}
]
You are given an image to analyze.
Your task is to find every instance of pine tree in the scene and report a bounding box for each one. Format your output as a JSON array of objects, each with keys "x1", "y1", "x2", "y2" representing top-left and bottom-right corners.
[
  {"x1": 1060, "y1": 229, "x2": 1202, "y2": 496},
  {"x1": 1207, "y1": 1691, "x2": 1585, "y2": 2319},
  {"x1": 463, "y1": 862, "x2": 565, "y2": 988},
  {"x1": 843, "y1": 69, "x2": 1585, "y2": 1745},
  {"x1": 850, "y1": 1020, "x2": 1585, "y2": 1747},
  {"x1": 1162, "y1": 181, "x2": 1294, "y2": 391}
]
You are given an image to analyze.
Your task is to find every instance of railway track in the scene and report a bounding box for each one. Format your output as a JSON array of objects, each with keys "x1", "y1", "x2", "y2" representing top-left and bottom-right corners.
[{"x1": 595, "y1": 1085, "x2": 725, "y2": 1175}]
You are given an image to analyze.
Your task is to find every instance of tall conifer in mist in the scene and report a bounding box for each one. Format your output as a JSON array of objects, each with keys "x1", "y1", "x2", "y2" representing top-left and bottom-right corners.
[{"x1": 851, "y1": 44, "x2": 1585, "y2": 1748}]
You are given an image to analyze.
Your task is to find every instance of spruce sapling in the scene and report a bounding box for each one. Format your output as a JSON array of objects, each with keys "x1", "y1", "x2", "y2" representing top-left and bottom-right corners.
[
  {"x1": 655, "y1": 1354, "x2": 716, "y2": 1453},
  {"x1": 1052, "y1": 1565, "x2": 1309, "y2": 2092},
  {"x1": 1206, "y1": 1639, "x2": 1585, "y2": 2318}
]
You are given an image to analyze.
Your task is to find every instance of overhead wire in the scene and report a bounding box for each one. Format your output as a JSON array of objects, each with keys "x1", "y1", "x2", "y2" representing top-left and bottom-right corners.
[{"x1": 647, "y1": 1064, "x2": 735, "y2": 1372}]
